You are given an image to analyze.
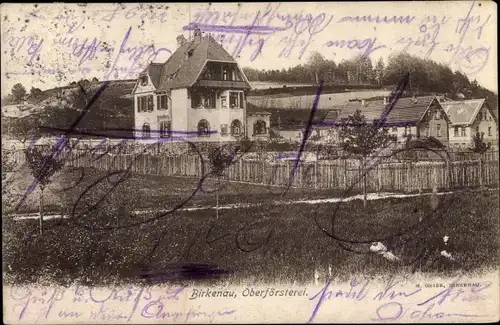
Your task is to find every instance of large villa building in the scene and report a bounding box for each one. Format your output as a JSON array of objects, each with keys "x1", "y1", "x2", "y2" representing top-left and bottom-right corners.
[{"x1": 132, "y1": 29, "x2": 270, "y2": 143}]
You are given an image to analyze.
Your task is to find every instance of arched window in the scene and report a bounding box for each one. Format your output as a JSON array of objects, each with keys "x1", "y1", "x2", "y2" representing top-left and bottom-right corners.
[
  {"x1": 231, "y1": 119, "x2": 242, "y2": 136},
  {"x1": 142, "y1": 123, "x2": 151, "y2": 139},
  {"x1": 198, "y1": 119, "x2": 210, "y2": 137},
  {"x1": 254, "y1": 120, "x2": 267, "y2": 135}
]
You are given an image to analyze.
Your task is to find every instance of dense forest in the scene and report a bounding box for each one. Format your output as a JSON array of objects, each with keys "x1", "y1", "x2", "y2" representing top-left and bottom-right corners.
[{"x1": 243, "y1": 52, "x2": 497, "y2": 109}]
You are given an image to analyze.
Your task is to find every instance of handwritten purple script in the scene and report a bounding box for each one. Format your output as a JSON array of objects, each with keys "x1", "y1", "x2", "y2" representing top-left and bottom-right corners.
[
  {"x1": 395, "y1": 0, "x2": 491, "y2": 75},
  {"x1": 3, "y1": 26, "x2": 171, "y2": 81},
  {"x1": 307, "y1": 275, "x2": 493, "y2": 323},
  {"x1": 3, "y1": 2, "x2": 493, "y2": 81},
  {"x1": 8, "y1": 285, "x2": 236, "y2": 322}
]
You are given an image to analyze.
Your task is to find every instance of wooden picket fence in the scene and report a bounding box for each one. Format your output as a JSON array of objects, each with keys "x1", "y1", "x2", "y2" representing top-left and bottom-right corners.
[
  {"x1": 8, "y1": 147, "x2": 498, "y2": 192},
  {"x1": 49, "y1": 152, "x2": 498, "y2": 193}
]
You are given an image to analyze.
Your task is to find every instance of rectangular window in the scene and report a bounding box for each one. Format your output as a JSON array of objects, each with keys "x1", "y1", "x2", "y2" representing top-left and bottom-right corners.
[
  {"x1": 461, "y1": 127, "x2": 466, "y2": 137},
  {"x1": 220, "y1": 124, "x2": 228, "y2": 136},
  {"x1": 435, "y1": 110, "x2": 441, "y2": 119},
  {"x1": 403, "y1": 126, "x2": 411, "y2": 137},
  {"x1": 138, "y1": 96, "x2": 148, "y2": 112},
  {"x1": 147, "y1": 95, "x2": 154, "y2": 111},
  {"x1": 454, "y1": 127, "x2": 459, "y2": 137},
  {"x1": 140, "y1": 75, "x2": 148, "y2": 86},
  {"x1": 205, "y1": 92, "x2": 216, "y2": 108},
  {"x1": 221, "y1": 96, "x2": 227, "y2": 108},
  {"x1": 391, "y1": 127, "x2": 397, "y2": 132},
  {"x1": 191, "y1": 91, "x2": 202, "y2": 108},
  {"x1": 239, "y1": 92, "x2": 244, "y2": 108},
  {"x1": 229, "y1": 92, "x2": 239, "y2": 108},
  {"x1": 425, "y1": 128, "x2": 429, "y2": 137},
  {"x1": 488, "y1": 126, "x2": 492, "y2": 136},
  {"x1": 157, "y1": 94, "x2": 168, "y2": 110},
  {"x1": 476, "y1": 126, "x2": 480, "y2": 134},
  {"x1": 478, "y1": 112, "x2": 483, "y2": 120},
  {"x1": 437, "y1": 124, "x2": 442, "y2": 137}
]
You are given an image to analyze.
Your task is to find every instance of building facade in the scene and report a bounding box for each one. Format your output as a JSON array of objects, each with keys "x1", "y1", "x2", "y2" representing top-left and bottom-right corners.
[
  {"x1": 330, "y1": 96, "x2": 451, "y2": 145},
  {"x1": 132, "y1": 30, "x2": 253, "y2": 143},
  {"x1": 247, "y1": 112, "x2": 271, "y2": 141},
  {"x1": 442, "y1": 99, "x2": 498, "y2": 148}
]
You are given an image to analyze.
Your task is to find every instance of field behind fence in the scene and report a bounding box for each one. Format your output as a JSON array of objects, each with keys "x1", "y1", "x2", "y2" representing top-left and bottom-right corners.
[{"x1": 10, "y1": 149, "x2": 497, "y2": 193}]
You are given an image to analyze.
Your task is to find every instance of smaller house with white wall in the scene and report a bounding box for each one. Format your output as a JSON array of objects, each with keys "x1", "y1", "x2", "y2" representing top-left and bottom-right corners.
[
  {"x1": 442, "y1": 98, "x2": 498, "y2": 148},
  {"x1": 331, "y1": 96, "x2": 451, "y2": 145}
]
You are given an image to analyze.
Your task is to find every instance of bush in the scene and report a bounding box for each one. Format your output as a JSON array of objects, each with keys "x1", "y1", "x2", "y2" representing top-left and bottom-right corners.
[{"x1": 3, "y1": 170, "x2": 148, "y2": 286}]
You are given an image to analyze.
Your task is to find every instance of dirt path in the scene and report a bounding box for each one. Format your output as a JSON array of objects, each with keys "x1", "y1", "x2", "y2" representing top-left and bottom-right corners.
[{"x1": 9, "y1": 188, "x2": 497, "y2": 221}]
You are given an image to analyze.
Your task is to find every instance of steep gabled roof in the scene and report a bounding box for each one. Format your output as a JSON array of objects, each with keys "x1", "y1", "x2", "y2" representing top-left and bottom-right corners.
[
  {"x1": 442, "y1": 98, "x2": 486, "y2": 125},
  {"x1": 336, "y1": 100, "x2": 385, "y2": 122},
  {"x1": 322, "y1": 106, "x2": 345, "y2": 124},
  {"x1": 155, "y1": 35, "x2": 250, "y2": 91},
  {"x1": 335, "y1": 96, "x2": 440, "y2": 125},
  {"x1": 147, "y1": 63, "x2": 164, "y2": 88}
]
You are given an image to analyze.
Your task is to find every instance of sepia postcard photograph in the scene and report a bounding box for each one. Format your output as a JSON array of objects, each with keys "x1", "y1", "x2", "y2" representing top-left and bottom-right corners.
[{"x1": 1, "y1": 1, "x2": 499, "y2": 323}]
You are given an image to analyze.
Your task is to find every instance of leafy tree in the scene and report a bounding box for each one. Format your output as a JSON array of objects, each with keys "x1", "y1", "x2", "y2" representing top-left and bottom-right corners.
[
  {"x1": 469, "y1": 131, "x2": 491, "y2": 187},
  {"x1": 2, "y1": 144, "x2": 15, "y2": 216},
  {"x1": 2, "y1": 93, "x2": 16, "y2": 105},
  {"x1": 469, "y1": 131, "x2": 491, "y2": 154},
  {"x1": 338, "y1": 110, "x2": 396, "y2": 208},
  {"x1": 207, "y1": 144, "x2": 237, "y2": 219},
  {"x1": 30, "y1": 87, "x2": 43, "y2": 100},
  {"x1": 11, "y1": 83, "x2": 27, "y2": 102},
  {"x1": 374, "y1": 58, "x2": 385, "y2": 86},
  {"x1": 8, "y1": 114, "x2": 42, "y2": 147},
  {"x1": 25, "y1": 145, "x2": 66, "y2": 234}
]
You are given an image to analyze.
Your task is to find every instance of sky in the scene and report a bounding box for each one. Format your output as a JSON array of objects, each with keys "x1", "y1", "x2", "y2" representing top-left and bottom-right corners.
[{"x1": 1, "y1": 1, "x2": 497, "y2": 96}]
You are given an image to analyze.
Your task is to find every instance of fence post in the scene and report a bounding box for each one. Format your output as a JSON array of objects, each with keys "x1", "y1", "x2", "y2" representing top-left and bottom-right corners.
[
  {"x1": 479, "y1": 158, "x2": 483, "y2": 187},
  {"x1": 314, "y1": 161, "x2": 318, "y2": 189},
  {"x1": 343, "y1": 159, "x2": 347, "y2": 190}
]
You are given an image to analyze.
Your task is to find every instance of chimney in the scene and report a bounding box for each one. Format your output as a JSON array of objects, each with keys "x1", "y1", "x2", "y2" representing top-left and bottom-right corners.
[
  {"x1": 193, "y1": 28, "x2": 202, "y2": 42},
  {"x1": 361, "y1": 100, "x2": 366, "y2": 106},
  {"x1": 176, "y1": 35, "x2": 187, "y2": 47}
]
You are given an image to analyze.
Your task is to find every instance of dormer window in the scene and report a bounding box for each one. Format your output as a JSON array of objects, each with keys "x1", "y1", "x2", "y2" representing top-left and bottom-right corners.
[{"x1": 140, "y1": 75, "x2": 148, "y2": 86}]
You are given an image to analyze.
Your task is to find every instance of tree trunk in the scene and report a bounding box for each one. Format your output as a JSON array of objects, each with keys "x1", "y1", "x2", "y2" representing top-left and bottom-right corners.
[
  {"x1": 216, "y1": 177, "x2": 220, "y2": 220},
  {"x1": 362, "y1": 156, "x2": 367, "y2": 209},
  {"x1": 39, "y1": 187, "x2": 44, "y2": 235}
]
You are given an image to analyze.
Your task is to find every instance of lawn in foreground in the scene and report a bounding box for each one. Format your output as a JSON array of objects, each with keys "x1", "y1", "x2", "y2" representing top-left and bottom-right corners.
[
  {"x1": 8, "y1": 166, "x2": 372, "y2": 215},
  {"x1": 3, "y1": 184, "x2": 498, "y2": 286}
]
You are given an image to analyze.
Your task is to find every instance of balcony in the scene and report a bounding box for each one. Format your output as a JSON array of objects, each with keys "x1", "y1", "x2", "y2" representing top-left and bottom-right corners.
[{"x1": 195, "y1": 80, "x2": 249, "y2": 89}]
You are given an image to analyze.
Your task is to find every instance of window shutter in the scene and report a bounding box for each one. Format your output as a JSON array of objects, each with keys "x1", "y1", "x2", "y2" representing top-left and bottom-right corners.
[{"x1": 239, "y1": 92, "x2": 244, "y2": 108}]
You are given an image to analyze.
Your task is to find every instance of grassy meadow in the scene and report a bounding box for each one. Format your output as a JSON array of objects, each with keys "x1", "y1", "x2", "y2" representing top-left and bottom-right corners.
[{"x1": 3, "y1": 166, "x2": 499, "y2": 286}]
